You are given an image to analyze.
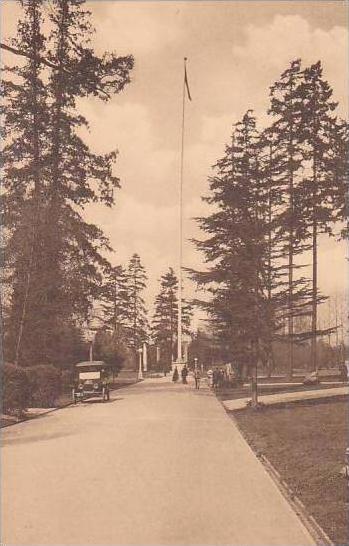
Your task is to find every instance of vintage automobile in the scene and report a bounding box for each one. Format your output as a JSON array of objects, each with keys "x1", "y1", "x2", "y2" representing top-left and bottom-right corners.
[{"x1": 72, "y1": 361, "x2": 110, "y2": 403}]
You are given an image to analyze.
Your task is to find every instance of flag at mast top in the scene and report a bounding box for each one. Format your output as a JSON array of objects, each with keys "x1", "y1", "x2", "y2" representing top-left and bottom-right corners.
[{"x1": 184, "y1": 57, "x2": 192, "y2": 101}]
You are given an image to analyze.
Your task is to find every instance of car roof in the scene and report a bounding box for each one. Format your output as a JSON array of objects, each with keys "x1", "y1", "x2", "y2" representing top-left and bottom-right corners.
[{"x1": 75, "y1": 361, "x2": 106, "y2": 368}]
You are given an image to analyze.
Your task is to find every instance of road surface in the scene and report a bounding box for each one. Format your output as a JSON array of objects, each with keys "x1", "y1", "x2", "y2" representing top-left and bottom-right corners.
[{"x1": 1, "y1": 377, "x2": 315, "y2": 545}]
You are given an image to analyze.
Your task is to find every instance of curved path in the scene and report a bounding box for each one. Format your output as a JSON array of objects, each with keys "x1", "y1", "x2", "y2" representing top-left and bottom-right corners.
[{"x1": 1, "y1": 377, "x2": 315, "y2": 545}]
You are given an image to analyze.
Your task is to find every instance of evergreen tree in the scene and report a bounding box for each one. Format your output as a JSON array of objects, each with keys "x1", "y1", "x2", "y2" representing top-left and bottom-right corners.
[
  {"x1": 188, "y1": 329, "x2": 223, "y2": 368},
  {"x1": 268, "y1": 59, "x2": 314, "y2": 376},
  {"x1": 192, "y1": 111, "x2": 272, "y2": 402},
  {"x1": 257, "y1": 130, "x2": 286, "y2": 376},
  {"x1": 297, "y1": 61, "x2": 343, "y2": 370},
  {"x1": 127, "y1": 254, "x2": 148, "y2": 350},
  {"x1": 93, "y1": 328, "x2": 130, "y2": 377},
  {"x1": 101, "y1": 265, "x2": 131, "y2": 334},
  {"x1": 1, "y1": 0, "x2": 134, "y2": 366},
  {"x1": 1, "y1": 0, "x2": 51, "y2": 365},
  {"x1": 327, "y1": 119, "x2": 349, "y2": 239},
  {"x1": 151, "y1": 268, "x2": 192, "y2": 365}
]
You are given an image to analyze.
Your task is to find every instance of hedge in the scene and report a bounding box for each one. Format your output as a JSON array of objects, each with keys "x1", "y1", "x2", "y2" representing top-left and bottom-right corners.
[
  {"x1": 61, "y1": 368, "x2": 74, "y2": 390},
  {"x1": 2, "y1": 363, "x2": 31, "y2": 416},
  {"x1": 27, "y1": 365, "x2": 62, "y2": 408}
]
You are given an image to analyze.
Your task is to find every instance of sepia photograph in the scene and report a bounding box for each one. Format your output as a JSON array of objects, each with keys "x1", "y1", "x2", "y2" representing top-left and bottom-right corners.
[{"x1": 0, "y1": 1, "x2": 348, "y2": 545}]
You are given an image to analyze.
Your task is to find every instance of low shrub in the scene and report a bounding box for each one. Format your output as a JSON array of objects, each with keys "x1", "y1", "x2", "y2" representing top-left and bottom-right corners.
[
  {"x1": 2, "y1": 363, "x2": 31, "y2": 416},
  {"x1": 27, "y1": 365, "x2": 62, "y2": 407},
  {"x1": 61, "y1": 368, "x2": 74, "y2": 390}
]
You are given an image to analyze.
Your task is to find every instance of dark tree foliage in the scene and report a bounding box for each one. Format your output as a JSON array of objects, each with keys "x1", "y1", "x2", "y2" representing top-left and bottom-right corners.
[
  {"x1": 93, "y1": 329, "x2": 130, "y2": 376},
  {"x1": 268, "y1": 59, "x2": 316, "y2": 376},
  {"x1": 1, "y1": 0, "x2": 50, "y2": 366},
  {"x1": 127, "y1": 254, "x2": 148, "y2": 351},
  {"x1": 296, "y1": 61, "x2": 345, "y2": 370},
  {"x1": 192, "y1": 111, "x2": 274, "y2": 392},
  {"x1": 188, "y1": 329, "x2": 224, "y2": 368},
  {"x1": 1, "y1": 0, "x2": 134, "y2": 367},
  {"x1": 152, "y1": 267, "x2": 192, "y2": 365},
  {"x1": 327, "y1": 119, "x2": 349, "y2": 239},
  {"x1": 192, "y1": 59, "x2": 348, "y2": 385},
  {"x1": 100, "y1": 265, "x2": 131, "y2": 333}
]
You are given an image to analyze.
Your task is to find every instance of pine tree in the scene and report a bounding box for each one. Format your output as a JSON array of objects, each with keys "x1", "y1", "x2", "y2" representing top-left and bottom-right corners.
[
  {"x1": 127, "y1": 254, "x2": 148, "y2": 351},
  {"x1": 192, "y1": 111, "x2": 271, "y2": 404},
  {"x1": 152, "y1": 268, "x2": 192, "y2": 366},
  {"x1": 297, "y1": 61, "x2": 342, "y2": 370},
  {"x1": 257, "y1": 130, "x2": 287, "y2": 376},
  {"x1": 1, "y1": 0, "x2": 51, "y2": 365},
  {"x1": 1, "y1": 0, "x2": 134, "y2": 366},
  {"x1": 268, "y1": 59, "x2": 314, "y2": 377},
  {"x1": 327, "y1": 119, "x2": 349, "y2": 239},
  {"x1": 44, "y1": 0, "x2": 132, "y2": 322},
  {"x1": 101, "y1": 265, "x2": 131, "y2": 334}
]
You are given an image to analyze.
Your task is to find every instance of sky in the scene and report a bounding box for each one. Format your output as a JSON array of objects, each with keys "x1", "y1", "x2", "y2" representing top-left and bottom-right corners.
[{"x1": 1, "y1": 0, "x2": 348, "y2": 327}]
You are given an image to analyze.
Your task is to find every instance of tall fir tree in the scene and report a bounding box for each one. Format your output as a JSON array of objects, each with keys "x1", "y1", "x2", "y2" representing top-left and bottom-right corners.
[
  {"x1": 152, "y1": 268, "x2": 192, "y2": 365},
  {"x1": 257, "y1": 130, "x2": 287, "y2": 376},
  {"x1": 268, "y1": 59, "x2": 314, "y2": 377},
  {"x1": 127, "y1": 254, "x2": 148, "y2": 351},
  {"x1": 296, "y1": 61, "x2": 343, "y2": 370},
  {"x1": 326, "y1": 118, "x2": 349, "y2": 239},
  {"x1": 1, "y1": 0, "x2": 50, "y2": 365},
  {"x1": 192, "y1": 111, "x2": 273, "y2": 402},
  {"x1": 101, "y1": 265, "x2": 131, "y2": 334},
  {"x1": 1, "y1": 0, "x2": 134, "y2": 366}
]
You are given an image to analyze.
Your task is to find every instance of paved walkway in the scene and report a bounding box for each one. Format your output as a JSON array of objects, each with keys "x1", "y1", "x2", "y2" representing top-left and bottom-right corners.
[
  {"x1": 2, "y1": 377, "x2": 315, "y2": 546},
  {"x1": 222, "y1": 385, "x2": 348, "y2": 411}
]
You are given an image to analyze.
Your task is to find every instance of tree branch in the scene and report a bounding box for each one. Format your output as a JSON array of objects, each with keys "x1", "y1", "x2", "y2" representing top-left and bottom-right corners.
[
  {"x1": 1, "y1": 42, "x2": 60, "y2": 71},
  {"x1": 1, "y1": 42, "x2": 111, "y2": 99}
]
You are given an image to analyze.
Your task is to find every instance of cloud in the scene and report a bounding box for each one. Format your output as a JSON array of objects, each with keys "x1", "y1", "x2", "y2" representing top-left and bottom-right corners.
[
  {"x1": 233, "y1": 15, "x2": 348, "y2": 116},
  {"x1": 91, "y1": 2, "x2": 182, "y2": 56},
  {"x1": 87, "y1": 194, "x2": 180, "y2": 306},
  {"x1": 79, "y1": 98, "x2": 179, "y2": 207}
]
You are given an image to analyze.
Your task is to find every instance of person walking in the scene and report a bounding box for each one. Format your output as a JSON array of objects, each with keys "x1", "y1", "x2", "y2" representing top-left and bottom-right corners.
[
  {"x1": 207, "y1": 368, "x2": 213, "y2": 388},
  {"x1": 218, "y1": 369, "x2": 225, "y2": 388},
  {"x1": 212, "y1": 368, "x2": 219, "y2": 389},
  {"x1": 194, "y1": 368, "x2": 201, "y2": 390},
  {"x1": 172, "y1": 366, "x2": 179, "y2": 382},
  {"x1": 181, "y1": 365, "x2": 188, "y2": 384}
]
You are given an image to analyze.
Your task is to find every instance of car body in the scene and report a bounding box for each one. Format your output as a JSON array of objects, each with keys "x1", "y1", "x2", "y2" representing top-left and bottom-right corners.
[{"x1": 72, "y1": 361, "x2": 110, "y2": 403}]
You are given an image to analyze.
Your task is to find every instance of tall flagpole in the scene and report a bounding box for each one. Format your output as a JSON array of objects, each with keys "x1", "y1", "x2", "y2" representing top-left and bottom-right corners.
[{"x1": 177, "y1": 58, "x2": 187, "y2": 366}]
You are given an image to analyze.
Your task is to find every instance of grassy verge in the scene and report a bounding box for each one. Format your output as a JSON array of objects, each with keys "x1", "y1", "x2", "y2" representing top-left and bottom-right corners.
[
  {"x1": 232, "y1": 399, "x2": 348, "y2": 545},
  {"x1": 0, "y1": 415, "x2": 19, "y2": 427}
]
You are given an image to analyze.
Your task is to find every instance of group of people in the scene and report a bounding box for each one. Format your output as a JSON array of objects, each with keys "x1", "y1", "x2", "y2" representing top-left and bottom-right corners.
[
  {"x1": 171, "y1": 365, "x2": 202, "y2": 389},
  {"x1": 206, "y1": 367, "x2": 230, "y2": 389}
]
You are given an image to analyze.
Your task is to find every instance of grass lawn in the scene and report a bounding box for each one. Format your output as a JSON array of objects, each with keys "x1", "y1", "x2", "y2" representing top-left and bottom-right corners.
[{"x1": 233, "y1": 399, "x2": 348, "y2": 545}]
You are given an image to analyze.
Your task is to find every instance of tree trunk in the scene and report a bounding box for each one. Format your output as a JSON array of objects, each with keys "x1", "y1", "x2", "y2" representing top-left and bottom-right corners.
[
  {"x1": 311, "y1": 222, "x2": 318, "y2": 371},
  {"x1": 267, "y1": 144, "x2": 273, "y2": 380},
  {"x1": 250, "y1": 349, "x2": 258, "y2": 408},
  {"x1": 15, "y1": 0, "x2": 42, "y2": 365},
  {"x1": 288, "y1": 131, "x2": 294, "y2": 379},
  {"x1": 310, "y1": 155, "x2": 318, "y2": 372}
]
